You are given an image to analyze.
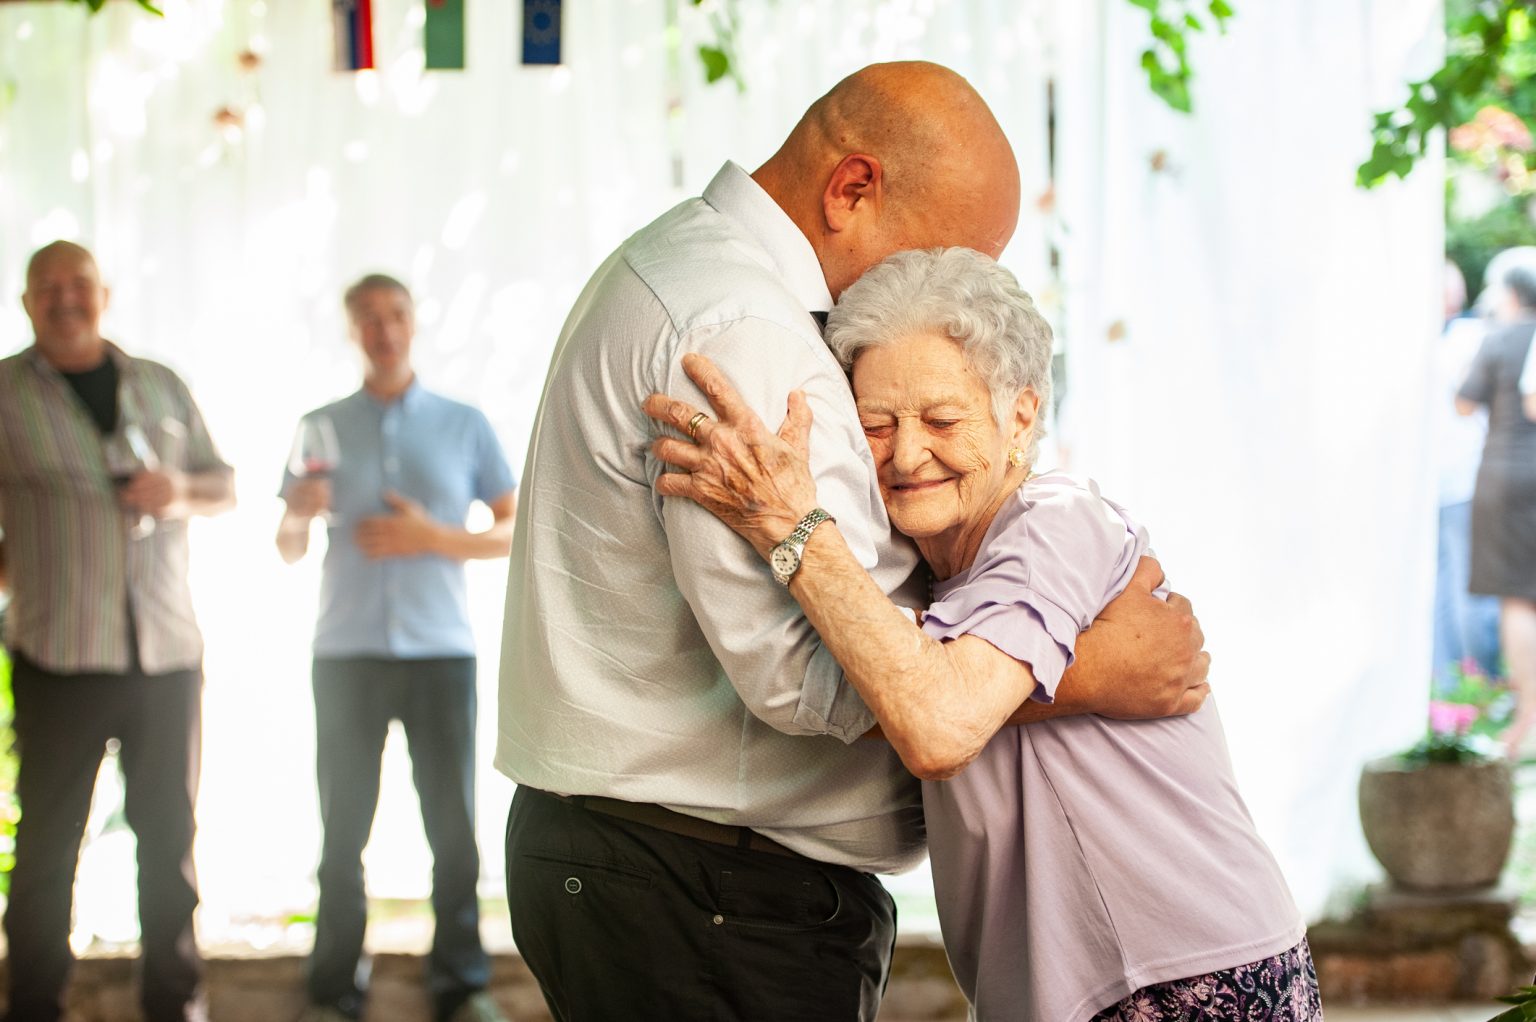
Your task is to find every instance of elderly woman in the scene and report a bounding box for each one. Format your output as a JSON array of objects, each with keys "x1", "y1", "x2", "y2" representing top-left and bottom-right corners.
[{"x1": 644, "y1": 248, "x2": 1316, "y2": 1021}]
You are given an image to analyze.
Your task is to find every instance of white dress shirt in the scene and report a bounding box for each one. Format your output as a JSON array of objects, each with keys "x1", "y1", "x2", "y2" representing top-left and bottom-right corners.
[{"x1": 496, "y1": 162, "x2": 927, "y2": 872}]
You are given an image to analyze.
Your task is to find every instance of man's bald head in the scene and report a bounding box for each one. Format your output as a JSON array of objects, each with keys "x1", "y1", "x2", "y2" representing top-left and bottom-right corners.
[
  {"x1": 26, "y1": 240, "x2": 99, "y2": 289},
  {"x1": 753, "y1": 62, "x2": 1021, "y2": 299},
  {"x1": 23, "y1": 240, "x2": 110, "y2": 370}
]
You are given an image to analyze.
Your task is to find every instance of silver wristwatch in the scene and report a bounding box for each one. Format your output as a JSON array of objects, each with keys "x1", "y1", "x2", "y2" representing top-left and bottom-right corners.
[{"x1": 770, "y1": 507, "x2": 835, "y2": 586}]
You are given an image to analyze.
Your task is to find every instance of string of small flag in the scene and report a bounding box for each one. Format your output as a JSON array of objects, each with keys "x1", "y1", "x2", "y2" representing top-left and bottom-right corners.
[{"x1": 331, "y1": 0, "x2": 562, "y2": 72}]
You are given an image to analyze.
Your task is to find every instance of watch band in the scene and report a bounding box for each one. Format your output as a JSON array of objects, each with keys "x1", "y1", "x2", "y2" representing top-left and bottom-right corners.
[
  {"x1": 771, "y1": 507, "x2": 835, "y2": 586},
  {"x1": 787, "y1": 507, "x2": 833, "y2": 548}
]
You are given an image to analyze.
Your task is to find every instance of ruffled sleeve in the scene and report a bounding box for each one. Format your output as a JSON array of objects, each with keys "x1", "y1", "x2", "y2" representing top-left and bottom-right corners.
[{"x1": 919, "y1": 475, "x2": 1147, "y2": 703}]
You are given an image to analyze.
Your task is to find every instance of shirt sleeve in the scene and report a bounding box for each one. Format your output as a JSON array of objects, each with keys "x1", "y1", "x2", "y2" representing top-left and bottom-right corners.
[
  {"x1": 471, "y1": 409, "x2": 519, "y2": 504},
  {"x1": 920, "y1": 481, "x2": 1145, "y2": 702},
  {"x1": 171, "y1": 373, "x2": 231, "y2": 475},
  {"x1": 1458, "y1": 332, "x2": 1499, "y2": 405},
  {"x1": 654, "y1": 317, "x2": 904, "y2": 743}
]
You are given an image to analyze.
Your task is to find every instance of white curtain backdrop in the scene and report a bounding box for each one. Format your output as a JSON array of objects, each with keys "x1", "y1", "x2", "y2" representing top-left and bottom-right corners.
[
  {"x1": 0, "y1": 0, "x2": 1442, "y2": 937},
  {"x1": 1053, "y1": 0, "x2": 1444, "y2": 916}
]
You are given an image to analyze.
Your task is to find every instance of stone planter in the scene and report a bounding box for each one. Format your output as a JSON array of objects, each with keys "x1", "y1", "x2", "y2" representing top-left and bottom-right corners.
[{"x1": 1357, "y1": 755, "x2": 1514, "y2": 892}]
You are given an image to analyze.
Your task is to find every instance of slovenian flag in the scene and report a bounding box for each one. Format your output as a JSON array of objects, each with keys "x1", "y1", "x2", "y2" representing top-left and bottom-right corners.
[{"x1": 333, "y1": 0, "x2": 375, "y2": 71}]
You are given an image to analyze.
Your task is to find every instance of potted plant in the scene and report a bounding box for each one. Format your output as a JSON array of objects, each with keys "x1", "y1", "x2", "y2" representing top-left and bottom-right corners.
[{"x1": 1358, "y1": 672, "x2": 1515, "y2": 892}]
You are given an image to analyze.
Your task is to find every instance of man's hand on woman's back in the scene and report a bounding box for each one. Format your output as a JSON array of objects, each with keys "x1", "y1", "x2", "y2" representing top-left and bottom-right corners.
[{"x1": 1058, "y1": 556, "x2": 1211, "y2": 720}]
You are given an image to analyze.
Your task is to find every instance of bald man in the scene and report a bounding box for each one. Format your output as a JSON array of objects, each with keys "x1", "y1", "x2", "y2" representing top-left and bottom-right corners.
[
  {"x1": 496, "y1": 63, "x2": 1208, "y2": 1020},
  {"x1": 0, "y1": 241, "x2": 234, "y2": 1022}
]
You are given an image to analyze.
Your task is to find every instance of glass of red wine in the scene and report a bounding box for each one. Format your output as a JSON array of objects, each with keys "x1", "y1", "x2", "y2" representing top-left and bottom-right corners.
[
  {"x1": 288, "y1": 415, "x2": 341, "y2": 520},
  {"x1": 102, "y1": 422, "x2": 160, "y2": 539}
]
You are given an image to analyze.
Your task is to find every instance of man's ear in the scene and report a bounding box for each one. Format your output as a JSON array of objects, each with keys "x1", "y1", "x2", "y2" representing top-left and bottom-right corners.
[
  {"x1": 821, "y1": 153, "x2": 883, "y2": 233},
  {"x1": 100, "y1": 284, "x2": 111, "y2": 313}
]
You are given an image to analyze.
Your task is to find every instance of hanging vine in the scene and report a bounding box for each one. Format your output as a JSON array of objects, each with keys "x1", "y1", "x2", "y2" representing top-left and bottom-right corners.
[
  {"x1": 689, "y1": 0, "x2": 1234, "y2": 113},
  {"x1": 66, "y1": 0, "x2": 164, "y2": 14},
  {"x1": 1124, "y1": 0, "x2": 1233, "y2": 113}
]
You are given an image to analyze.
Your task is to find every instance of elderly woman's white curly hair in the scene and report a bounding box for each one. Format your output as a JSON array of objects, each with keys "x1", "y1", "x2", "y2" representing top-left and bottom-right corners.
[{"x1": 824, "y1": 247, "x2": 1054, "y2": 467}]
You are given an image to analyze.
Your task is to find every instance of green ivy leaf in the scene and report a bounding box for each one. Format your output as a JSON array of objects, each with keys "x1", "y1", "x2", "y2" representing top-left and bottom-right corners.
[
  {"x1": 698, "y1": 45, "x2": 731, "y2": 84},
  {"x1": 1154, "y1": 76, "x2": 1193, "y2": 113},
  {"x1": 1209, "y1": 0, "x2": 1234, "y2": 18},
  {"x1": 66, "y1": 0, "x2": 162, "y2": 14},
  {"x1": 1488, "y1": 1005, "x2": 1536, "y2": 1022}
]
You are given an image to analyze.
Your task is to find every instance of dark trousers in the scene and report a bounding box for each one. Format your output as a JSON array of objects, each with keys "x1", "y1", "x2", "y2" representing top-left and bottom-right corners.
[
  {"x1": 505, "y1": 786, "x2": 897, "y2": 1022},
  {"x1": 308, "y1": 656, "x2": 488, "y2": 1022},
  {"x1": 3, "y1": 654, "x2": 203, "y2": 1022}
]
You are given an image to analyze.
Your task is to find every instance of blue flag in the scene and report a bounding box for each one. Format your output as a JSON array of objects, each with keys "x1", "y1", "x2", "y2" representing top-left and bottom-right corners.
[{"x1": 522, "y1": 0, "x2": 562, "y2": 65}]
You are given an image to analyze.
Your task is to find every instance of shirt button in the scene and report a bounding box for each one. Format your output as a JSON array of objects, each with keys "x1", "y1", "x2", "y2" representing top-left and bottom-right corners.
[
  {"x1": 565, "y1": 877, "x2": 582, "y2": 894},
  {"x1": 712, "y1": 914, "x2": 724, "y2": 925}
]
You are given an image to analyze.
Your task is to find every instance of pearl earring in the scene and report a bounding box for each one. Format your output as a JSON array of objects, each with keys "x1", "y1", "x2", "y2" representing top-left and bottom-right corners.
[{"x1": 1008, "y1": 448, "x2": 1026, "y2": 468}]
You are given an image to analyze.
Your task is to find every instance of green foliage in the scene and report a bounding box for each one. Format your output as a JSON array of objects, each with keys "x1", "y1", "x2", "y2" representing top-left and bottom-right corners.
[
  {"x1": 1359, "y1": 0, "x2": 1536, "y2": 188},
  {"x1": 688, "y1": 0, "x2": 1231, "y2": 113},
  {"x1": 67, "y1": 0, "x2": 164, "y2": 15},
  {"x1": 1401, "y1": 728, "x2": 1502, "y2": 763},
  {"x1": 698, "y1": 45, "x2": 731, "y2": 85},
  {"x1": 1437, "y1": 658, "x2": 1513, "y2": 734},
  {"x1": 1448, "y1": 198, "x2": 1536, "y2": 296},
  {"x1": 1493, "y1": 985, "x2": 1536, "y2": 1021},
  {"x1": 1409, "y1": 661, "x2": 1511, "y2": 763},
  {"x1": 691, "y1": 0, "x2": 744, "y2": 92},
  {"x1": 1124, "y1": 0, "x2": 1232, "y2": 114}
]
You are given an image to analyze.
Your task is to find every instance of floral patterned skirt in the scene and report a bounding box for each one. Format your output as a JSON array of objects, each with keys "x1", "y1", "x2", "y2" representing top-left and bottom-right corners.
[{"x1": 1090, "y1": 940, "x2": 1324, "y2": 1021}]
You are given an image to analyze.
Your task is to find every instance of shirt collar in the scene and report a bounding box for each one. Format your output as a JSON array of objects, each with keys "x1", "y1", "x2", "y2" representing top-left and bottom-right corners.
[
  {"x1": 26, "y1": 339, "x2": 132, "y2": 379},
  {"x1": 359, "y1": 375, "x2": 424, "y2": 410},
  {"x1": 702, "y1": 161, "x2": 833, "y2": 315}
]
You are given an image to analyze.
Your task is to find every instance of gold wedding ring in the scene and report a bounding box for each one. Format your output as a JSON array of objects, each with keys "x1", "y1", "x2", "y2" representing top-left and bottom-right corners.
[{"x1": 686, "y1": 411, "x2": 708, "y2": 440}]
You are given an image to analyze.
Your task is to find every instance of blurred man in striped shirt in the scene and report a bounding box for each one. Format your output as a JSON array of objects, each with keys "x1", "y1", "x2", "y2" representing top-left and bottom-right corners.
[{"x1": 0, "y1": 241, "x2": 235, "y2": 1022}]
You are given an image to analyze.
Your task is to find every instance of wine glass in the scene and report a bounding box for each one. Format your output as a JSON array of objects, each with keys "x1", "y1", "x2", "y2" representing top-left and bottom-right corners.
[
  {"x1": 288, "y1": 415, "x2": 341, "y2": 521},
  {"x1": 289, "y1": 415, "x2": 340, "y2": 479},
  {"x1": 102, "y1": 423, "x2": 160, "y2": 539}
]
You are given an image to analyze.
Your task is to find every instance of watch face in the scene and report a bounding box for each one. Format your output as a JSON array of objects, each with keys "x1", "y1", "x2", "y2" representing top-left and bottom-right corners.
[{"x1": 771, "y1": 543, "x2": 800, "y2": 581}]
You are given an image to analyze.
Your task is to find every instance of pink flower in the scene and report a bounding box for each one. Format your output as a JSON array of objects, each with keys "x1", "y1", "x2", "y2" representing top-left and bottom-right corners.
[
  {"x1": 1480, "y1": 105, "x2": 1534, "y2": 151},
  {"x1": 1450, "y1": 123, "x2": 1482, "y2": 153},
  {"x1": 1429, "y1": 700, "x2": 1479, "y2": 735},
  {"x1": 1449, "y1": 107, "x2": 1535, "y2": 156}
]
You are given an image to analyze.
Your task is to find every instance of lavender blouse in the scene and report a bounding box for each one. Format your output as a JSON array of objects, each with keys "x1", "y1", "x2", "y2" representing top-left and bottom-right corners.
[{"x1": 920, "y1": 472, "x2": 1304, "y2": 1021}]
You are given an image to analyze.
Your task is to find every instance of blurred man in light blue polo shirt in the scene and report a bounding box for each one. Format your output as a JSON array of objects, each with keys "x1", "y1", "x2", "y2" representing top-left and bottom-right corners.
[{"x1": 277, "y1": 273, "x2": 517, "y2": 1022}]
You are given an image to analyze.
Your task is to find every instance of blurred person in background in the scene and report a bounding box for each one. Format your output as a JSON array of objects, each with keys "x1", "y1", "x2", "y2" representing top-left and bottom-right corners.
[
  {"x1": 0, "y1": 240, "x2": 235, "y2": 1022},
  {"x1": 1458, "y1": 249, "x2": 1536, "y2": 756},
  {"x1": 1433, "y1": 258, "x2": 1501, "y2": 692},
  {"x1": 276, "y1": 274, "x2": 517, "y2": 1022}
]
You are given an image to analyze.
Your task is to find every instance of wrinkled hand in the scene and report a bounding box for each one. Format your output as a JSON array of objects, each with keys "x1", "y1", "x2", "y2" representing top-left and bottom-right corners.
[
  {"x1": 1063, "y1": 557, "x2": 1211, "y2": 720},
  {"x1": 353, "y1": 491, "x2": 441, "y2": 559},
  {"x1": 642, "y1": 352, "x2": 821, "y2": 559},
  {"x1": 283, "y1": 478, "x2": 332, "y2": 519},
  {"x1": 120, "y1": 468, "x2": 185, "y2": 517}
]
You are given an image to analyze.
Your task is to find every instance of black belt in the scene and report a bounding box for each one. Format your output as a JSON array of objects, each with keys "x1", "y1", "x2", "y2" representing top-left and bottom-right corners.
[{"x1": 550, "y1": 791, "x2": 806, "y2": 860}]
